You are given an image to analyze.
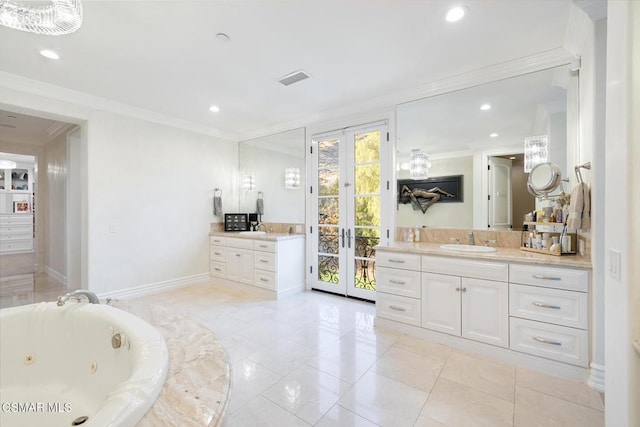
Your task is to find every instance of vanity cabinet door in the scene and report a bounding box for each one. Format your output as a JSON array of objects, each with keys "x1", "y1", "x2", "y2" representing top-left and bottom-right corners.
[
  {"x1": 226, "y1": 247, "x2": 254, "y2": 285},
  {"x1": 462, "y1": 278, "x2": 509, "y2": 348},
  {"x1": 422, "y1": 272, "x2": 461, "y2": 336}
]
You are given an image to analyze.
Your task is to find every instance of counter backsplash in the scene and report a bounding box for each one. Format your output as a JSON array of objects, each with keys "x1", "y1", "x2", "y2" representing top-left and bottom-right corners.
[
  {"x1": 396, "y1": 227, "x2": 591, "y2": 258},
  {"x1": 210, "y1": 222, "x2": 305, "y2": 235}
]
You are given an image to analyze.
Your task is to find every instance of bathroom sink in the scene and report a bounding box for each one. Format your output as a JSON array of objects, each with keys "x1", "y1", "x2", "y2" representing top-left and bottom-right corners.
[
  {"x1": 439, "y1": 244, "x2": 497, "y2": 253},
  {"x1": 239, "y1": 231, "x2": 267, "y2": 236}
]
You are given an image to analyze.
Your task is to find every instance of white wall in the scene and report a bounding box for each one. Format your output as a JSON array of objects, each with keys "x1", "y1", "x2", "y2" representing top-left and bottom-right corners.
[
  {"x1": 397, "y1": 156, "x2": 473, "y2": 229},
  {"x1": 86, "y1": 111, "x2": 237, "y2": 294},
  {"x1": 605, "y1": 2, "x2": 640, "y2": 426},
  {"x1": 44, "y1": 132, "x2": 68, "y2": 281},
  {"x1": 0, "y1": 84, "x2": 238, "y2": 295}
]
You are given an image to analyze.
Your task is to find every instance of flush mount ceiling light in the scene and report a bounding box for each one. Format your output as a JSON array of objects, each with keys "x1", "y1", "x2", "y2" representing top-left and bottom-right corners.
[
  {"x1": 410, "y1": 149, "x2": 431, "y2": 179},
  {"x1": 0, "y1": 0, "x2": 83, "y2": 35},
  {"x1": 40, "y1": 49, "x2": 59, "y2": 60},
  {"x1": 0, "y1": 160, "x2": 18, "y2": 169},
  {"x1": 209, "y1": 105, "x2": 220, "y2": 113},
  {"x1": 480, "y1": 103, "x2": 491, "y2": 111},
  {"x1": 445, "y1": 6, "x2": 467, "y2": 22}
]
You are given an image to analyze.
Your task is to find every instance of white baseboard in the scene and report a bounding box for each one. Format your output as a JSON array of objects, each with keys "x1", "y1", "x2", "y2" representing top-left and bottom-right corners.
[
  {"x1": 45, "y1": 266, "x2": 67, "y2": 286},
  {"x1": 588, "y1": 362, "x2": 605, "y2": 392},
  {"x1": 96, "y1": 273, "x2": 210, "y2": 300}
]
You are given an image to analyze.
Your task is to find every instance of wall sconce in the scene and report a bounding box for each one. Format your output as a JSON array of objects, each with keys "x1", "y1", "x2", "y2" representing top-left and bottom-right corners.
[
  {"x1": 524, "y1": 135, "x2": 549, "y2": 173},
  {"x1": 410, "y1": 149, "x2": 430, "y2": 179},
  {"x1": 242, "y1": 173, "x2": 255, "y2": 191},
  {"x1": 284, "y1": 168, "x2": 300, "y2": 189}
]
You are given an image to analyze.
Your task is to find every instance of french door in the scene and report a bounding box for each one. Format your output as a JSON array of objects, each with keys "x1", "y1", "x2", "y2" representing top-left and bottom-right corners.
[{"x1": 309, "y1": 122, "x2": 389, "y2": 301}]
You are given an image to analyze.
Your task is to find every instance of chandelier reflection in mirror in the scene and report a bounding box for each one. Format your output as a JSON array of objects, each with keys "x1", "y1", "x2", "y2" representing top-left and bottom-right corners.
[
  {"x1": 0, "y1": 0, "x2": 83, "y2": 35},
  {"x1": 409, "y1": 149, "x2": 431, "y2": 179},
  {"x1": 524, "y1": 135, "x2": 549, "y2": 173},
  {"x1": 284, "y1": 168, "x2": 300, "y2": 189},
  {"x1": 242, "y1": 174, "x2": 255, "y2": 191}
]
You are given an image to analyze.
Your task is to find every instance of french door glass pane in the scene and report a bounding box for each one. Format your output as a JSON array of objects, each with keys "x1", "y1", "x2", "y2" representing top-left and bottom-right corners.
[
  {"x1": 318, "y1": 255, "x2": 339, "y2": 284},
  {"x1": 318, "y1": 226, "x2": 339, "y2": 254},
  {"x1": 354, "y1": 164, "x2": 380, "y2": 193},
  {"x1": 318, "y1": 139, "x2": 339, "y2": 196},
  {"x1": 354, "y1": 196, "x2": 380, "y2": 227},
  {"x1": 354, "y1": 258, "x2": 376, "y2": 290},
  {"x1": 354, "y1": 131, "x2": 380, "y2": 162},
  {"x1": 318, "y1": 197, "x2": 339, "y2": 225}
]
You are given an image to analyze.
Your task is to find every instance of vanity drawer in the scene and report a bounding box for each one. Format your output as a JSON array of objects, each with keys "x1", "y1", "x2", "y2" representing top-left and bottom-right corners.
[
  {"x1": 254, "y1": 269, "x2": 276, "y2": 291},
  {"x1": 210, "y1": 235, "x2": 226, "y2": 246},
  {"x1": 509, "y1": 264, "x2": 588, "y2": 292},
  {"x1": 255, "y1": 251, "x2": 276, "y2": 272},
  {"x1": 210, "y1": 261, "x2": 226, "y2": 278},
  {"x1": 0, "y1": 239, "x2": 33, "y2": 253},
  {"x1": 254, "y1": 240, "x2": 276, "y2": 253},
  {"x1": 510, "y1": 284, "x2": 588, "y2": 329},
  {"x1": 510, "y1": 317, "x2": 588, "y2": 367},
  {"x1": 0, "y1": 224, "x2": 32, "y2": 235},
  {"x1": 0, "y1": 215, "x2": 32, "y2": 225},
  {"x1": 376, "y1": 293, "x2": 421, "y2": 327},
  {"x1": 377, "y1": 266, "x2": 421, "y2": 299},
  {"x1": 226, "y1": 237, "x2": 254, "y2": 249},
  {"x1": 422, "y1": 256, "x2": 508, "y2": 282},
  {"x1": 376, "y1": 251, "x2": 421, "y2": 271},
  {"x1": 210, "y1": 245, "x2": 226, "y2": 262}
]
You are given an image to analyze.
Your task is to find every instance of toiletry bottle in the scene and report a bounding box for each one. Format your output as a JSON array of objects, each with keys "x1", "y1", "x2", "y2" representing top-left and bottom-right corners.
[
  {"x1": 414, "y1": 227, "x2": 420, "y2": 242},
  {"x1": 407, "y1": 228, "x2": 413, "y2": 242}
]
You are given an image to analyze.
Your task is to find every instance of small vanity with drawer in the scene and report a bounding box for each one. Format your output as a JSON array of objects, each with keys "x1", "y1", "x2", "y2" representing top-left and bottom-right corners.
[
  {"x1": 375, "y1": 243, "x2": 592, "y2": 381},
  {"x1": 209, "y1": 232, "x2": 305, "y2": 297}
]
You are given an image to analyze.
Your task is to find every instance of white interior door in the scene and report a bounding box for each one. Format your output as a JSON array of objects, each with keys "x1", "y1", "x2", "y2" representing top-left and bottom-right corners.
[
  {"x1": 309, "y1": 122, "x2": 388, "y2": 301},
  {"x1": 488, "y1": 156, "x2": 512, "y2": 229}
]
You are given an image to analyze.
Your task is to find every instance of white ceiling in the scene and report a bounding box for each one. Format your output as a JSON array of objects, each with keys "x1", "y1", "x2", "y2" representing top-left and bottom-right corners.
[{"x1": 0, "y1": 0, "x2": 573, "y2": 141}]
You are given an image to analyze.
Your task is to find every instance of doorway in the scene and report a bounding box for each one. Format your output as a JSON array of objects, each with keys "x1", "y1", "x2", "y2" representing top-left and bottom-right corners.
[
  {"x1": 487, "y1": 153, "x2": 534, "y2": 230},
  {"x1": 309, "y1": 122, "x2": 390, "y2": 301}
]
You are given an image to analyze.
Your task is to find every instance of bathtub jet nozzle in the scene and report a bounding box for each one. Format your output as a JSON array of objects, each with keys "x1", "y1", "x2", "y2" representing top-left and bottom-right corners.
[{"x1": 57, "y1": 290, "x2": 100, "y2": 306}]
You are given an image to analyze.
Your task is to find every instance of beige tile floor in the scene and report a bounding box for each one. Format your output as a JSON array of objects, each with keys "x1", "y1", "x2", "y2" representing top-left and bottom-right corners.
[{"x1": 1, "y1": 275, "x2": 605, "y2": 426}]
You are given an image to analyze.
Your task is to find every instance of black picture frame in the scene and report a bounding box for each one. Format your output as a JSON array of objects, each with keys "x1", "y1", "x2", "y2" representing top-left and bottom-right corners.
[{"x1": 397, "y1": 175, "x2": 463, "y2": 212}]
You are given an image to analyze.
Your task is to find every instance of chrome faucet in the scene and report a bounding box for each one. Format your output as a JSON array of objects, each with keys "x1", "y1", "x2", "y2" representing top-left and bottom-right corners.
[
  {"x1": 257, "y1": 223, "x2": 267, "y2": 232},
  {"x1": 467, "y1": 232, "x2": 475, "y2": 245},
  {"x1": 57, "y1": 290, "x2": 100, "y2": 306}
]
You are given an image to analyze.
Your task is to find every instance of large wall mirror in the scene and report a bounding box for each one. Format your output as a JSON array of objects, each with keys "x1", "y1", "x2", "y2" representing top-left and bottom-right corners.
[
  {"x1": 396, "y1": 65, "x2": 576, "y2": 231},
  {"x1": 238, "y1": 127, "x2": 306, "y2": 223}
]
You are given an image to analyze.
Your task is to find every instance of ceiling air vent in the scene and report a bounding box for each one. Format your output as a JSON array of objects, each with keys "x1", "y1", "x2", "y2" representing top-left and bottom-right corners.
[{"x1": 278, "y1": 70, "x2": 310, "y2": 87}]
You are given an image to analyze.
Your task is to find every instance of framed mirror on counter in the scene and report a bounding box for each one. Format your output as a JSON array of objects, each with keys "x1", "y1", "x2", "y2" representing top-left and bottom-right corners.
[
  {"x1": 396, "y1": 64, "x2": 577, "y2": 231},
  {"x1": 238, "y1": 127, "x2": 306, "y2": 224}
]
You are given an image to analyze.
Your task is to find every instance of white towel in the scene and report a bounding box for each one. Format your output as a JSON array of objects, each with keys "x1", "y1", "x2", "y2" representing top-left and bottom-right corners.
[
  {"x1": 566, "y1": 183, "x2": 590, "y2": 231},
  {"x1": 256, "y1": 197, "x2": 264, "y2": 215},
  {"x1": 213, "y1": 195, "x2": 222, "y2": 216}
]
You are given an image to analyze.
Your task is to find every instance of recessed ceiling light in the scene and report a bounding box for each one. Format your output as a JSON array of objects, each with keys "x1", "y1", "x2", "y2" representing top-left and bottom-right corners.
[
  {"x1": 40, "y1": 49, "x2": 59, "y2": 60},
  {"x1": 480, "y1": 104, "x2": 492, "y2": 111},
  {"x1": 209, "y1": 105, "x2": 220, "y2": 113},
  {"x1": 445, "y1": 6, "x2": 467, "y2": 22},
  {"x1": 509, "y1": 156, "x2": 517, "y2": 160},
  {"x1": 490, "y1": 133, "x2": 499, "y2": 138},
  {"x1": 216, "y1": 33, "x2": 230, "y2": 42}
]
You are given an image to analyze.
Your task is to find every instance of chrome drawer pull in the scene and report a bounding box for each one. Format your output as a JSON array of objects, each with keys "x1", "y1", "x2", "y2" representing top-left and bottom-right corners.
[
  {"x1": 259, "y1": 259, "x2": 268, "y2": 263},
  {"x1": 214, "y1": 268, "x2": 222, "y2": 272},
  {"x1": 236, "y1": 254, "x2": 241, "y2": 257},
  {"x1": 260, "y1": 278, "x2": 269, "y2": 282},
  {"x1": 389, "y1": 305, "x2": 406, "y2": 312},
  {"x1": 389, "y1": 280, "x2": 406, "y2": 285},
  {"x1": 214, "y1": 252, "x2": 222, "y2": 256},
  {"x1": 532, "y1": 274, "x2": 561, "y2": 281},
  {"x1": 532, "y1": 301, "x2": 561, "y2": 310},
  {"x1": 388, "y1": 259, "x2": 405, "y2": 264},
  {"x1": 259, "y1": 245, "x2": 268, "y2": 248},
  {"x1": 533, "y1": 336, "x2": 562, "y2": 346}
]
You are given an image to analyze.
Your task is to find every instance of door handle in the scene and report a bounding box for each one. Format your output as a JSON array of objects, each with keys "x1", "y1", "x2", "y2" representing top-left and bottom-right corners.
[
  {"x1": 341, "y1": 228, "x2": 345, "y2": 248},
  {"x1": 346, "y1": 228, "x2": 352, "y2": 248}
]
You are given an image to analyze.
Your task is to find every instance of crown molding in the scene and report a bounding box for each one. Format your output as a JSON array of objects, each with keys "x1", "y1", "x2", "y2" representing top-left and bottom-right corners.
[
  {"x1": 0, "y1": 72, "x2": 238, "y2": 142},
  {"x1": 239, "y1": 48, "x2": 575, "y2": 141}
]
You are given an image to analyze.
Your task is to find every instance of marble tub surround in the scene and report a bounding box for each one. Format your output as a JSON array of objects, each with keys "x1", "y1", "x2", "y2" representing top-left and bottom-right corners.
[
  {"x1": 397, "y1": 227, "x2": 592, "y2": 258},
  {"x1": 111, "y1": 300, "x2": 231, "y2": 427}
]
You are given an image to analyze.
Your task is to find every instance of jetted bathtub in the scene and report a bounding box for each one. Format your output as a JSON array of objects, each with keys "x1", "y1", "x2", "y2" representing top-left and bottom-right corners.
[{"x1": 0, "y1": 302, "x2": 168, "y2": 427}]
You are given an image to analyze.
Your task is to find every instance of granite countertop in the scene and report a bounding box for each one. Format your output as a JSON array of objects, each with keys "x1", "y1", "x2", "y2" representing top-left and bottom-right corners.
[
  {"x1": 112, "y1": 301, "x2": 231, "y2": 427},
  {"x1": 376, "y1": 241, "x2": 592, "y2": 269},
  {"x1": 209, "y1": 231, "x2": 304, "y2": 241}
]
